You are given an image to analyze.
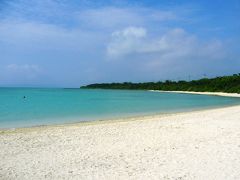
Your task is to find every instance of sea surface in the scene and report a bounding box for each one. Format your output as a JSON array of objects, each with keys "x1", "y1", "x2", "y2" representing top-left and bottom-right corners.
[{"x1": 0, "y1": 88, "x2": 239, "y2": 128}]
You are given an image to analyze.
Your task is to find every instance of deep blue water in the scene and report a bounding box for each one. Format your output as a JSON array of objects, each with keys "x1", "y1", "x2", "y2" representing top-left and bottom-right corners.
[{"x1": 0, "y1": 88, "x2": 239, "y2": 128}]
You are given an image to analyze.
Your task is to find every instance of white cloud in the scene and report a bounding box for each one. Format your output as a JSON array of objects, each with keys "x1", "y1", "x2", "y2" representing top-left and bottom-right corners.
[
  {"x1": 107, "y1": 27, "x2": 147, "y2": 57},
  {"x1": 0, "y1": 19, "x2": 104, "y2": 54},
  {"x1": 77, "y1": 7, "x2": 178, "y2": 29},
  {"x1": 6, "y1": 64, "x2": 41, "y2": 73},
  {"x1": 112, "y1": 26, "x2": 146, "y2": 38},
  {"x1": 77, "y1": 7, "x2": 142, "y2": 29},
  {"x1": 107, "y1": 26, "x2": 226, "y2": 61}
]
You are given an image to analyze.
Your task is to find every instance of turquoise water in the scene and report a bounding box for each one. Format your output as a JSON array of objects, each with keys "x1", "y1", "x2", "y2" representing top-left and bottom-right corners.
[{"x1": 0, "y1": 88, "x2": 239, "y2": 128}]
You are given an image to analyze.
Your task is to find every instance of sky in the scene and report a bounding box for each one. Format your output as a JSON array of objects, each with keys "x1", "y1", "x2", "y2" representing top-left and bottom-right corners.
[{"x1": 0, "y1": 0, "x2": 239, "y2": 87}]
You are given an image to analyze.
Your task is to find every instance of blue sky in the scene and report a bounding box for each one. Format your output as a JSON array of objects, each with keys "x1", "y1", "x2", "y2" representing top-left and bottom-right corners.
[{"x1": 0, "y1": 0, "x2": 239, "y2": 87}]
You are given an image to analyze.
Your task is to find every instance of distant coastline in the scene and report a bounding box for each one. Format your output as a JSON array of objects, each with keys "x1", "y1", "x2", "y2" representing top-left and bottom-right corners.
[
  {"x1": 81, "y1": 73, "x2": 240, "y2": 94},
  {"x1": 149, "y1": 90, "x2": 240, "y2": 98}
]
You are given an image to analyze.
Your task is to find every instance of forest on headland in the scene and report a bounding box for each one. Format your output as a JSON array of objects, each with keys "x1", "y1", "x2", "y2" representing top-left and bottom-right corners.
[{"x1": 81, "y1": 73, "x2": 240, "y2": 93}]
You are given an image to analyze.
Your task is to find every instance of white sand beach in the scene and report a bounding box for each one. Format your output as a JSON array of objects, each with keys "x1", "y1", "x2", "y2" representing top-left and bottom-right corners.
[
  {"x1": 149, "y1": 90, "x2": 240, "y2": 98},
  {"x1": 1, "y1": 104, "x2": 240, "y2": 180}
]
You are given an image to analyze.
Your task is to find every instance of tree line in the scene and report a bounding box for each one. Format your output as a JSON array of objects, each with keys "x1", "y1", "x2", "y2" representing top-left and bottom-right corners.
[{"x1": 81, "y1": 73, "x2": 240, "y2": 93}]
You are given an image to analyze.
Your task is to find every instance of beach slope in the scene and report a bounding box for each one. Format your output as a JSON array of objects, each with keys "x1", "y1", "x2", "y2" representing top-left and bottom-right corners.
[{"x1": 1, "y1": 105, "x2": 240, "y2": 179}]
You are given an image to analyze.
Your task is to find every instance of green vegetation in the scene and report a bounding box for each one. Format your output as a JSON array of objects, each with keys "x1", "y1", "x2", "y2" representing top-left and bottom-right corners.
[{"x1": 81, "y1": 74, "x2": 240, "y2": 93}]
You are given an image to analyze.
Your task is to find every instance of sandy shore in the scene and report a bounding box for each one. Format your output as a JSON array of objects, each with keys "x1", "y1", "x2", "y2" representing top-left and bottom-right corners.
[
  {"x1": 1, "y1": 105, "x2": 240, "y2": 180},
  {"x1": 149, "y1": 90, "x2": 240, "y2": 98}
]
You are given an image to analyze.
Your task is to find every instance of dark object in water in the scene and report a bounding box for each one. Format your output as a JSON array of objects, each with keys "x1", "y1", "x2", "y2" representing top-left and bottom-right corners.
[{"x1": 23, "y1": 96, "x2": 26, "y2": 99}]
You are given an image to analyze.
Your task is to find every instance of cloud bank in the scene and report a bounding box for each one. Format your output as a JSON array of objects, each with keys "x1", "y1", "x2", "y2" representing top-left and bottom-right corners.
[{"x1": 107, "y1": 26, "x2": 226, "y2": 62}]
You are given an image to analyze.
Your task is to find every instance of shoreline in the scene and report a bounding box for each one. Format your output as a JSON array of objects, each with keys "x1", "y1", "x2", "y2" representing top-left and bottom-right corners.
[
  {"x1": 1, "y1": 105, "x2": 240, "y2": 179},
  {"x1": 149, "y1": 90, "x2": 240, "y2": 98},
  {"x1": 1, "y1": 103, "x2": 239, "y2": 133},
  {"x1": 1, "y1": 90, "x2": 240, "y2": 131}
]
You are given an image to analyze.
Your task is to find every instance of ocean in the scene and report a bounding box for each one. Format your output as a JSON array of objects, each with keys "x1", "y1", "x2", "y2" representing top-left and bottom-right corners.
[{"x1": 0, "y1": 88, "x2": 239, "y2": 128}]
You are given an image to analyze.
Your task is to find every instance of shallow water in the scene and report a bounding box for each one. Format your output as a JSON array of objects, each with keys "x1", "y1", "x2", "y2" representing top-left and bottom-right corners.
[{"x1": 0, "y1": 88, "x2": 239, "y2": 128}]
